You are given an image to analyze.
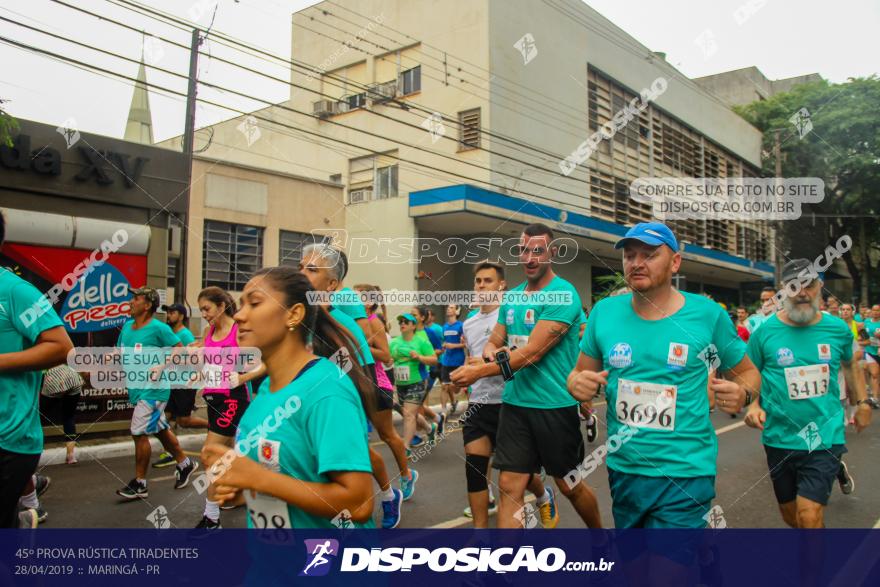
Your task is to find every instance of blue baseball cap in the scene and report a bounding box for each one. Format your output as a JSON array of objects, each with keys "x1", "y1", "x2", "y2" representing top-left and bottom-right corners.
[
  {"x1": 397, "y1": 313, "x2": 417, "y2": 323},
  {"x1": 615, "y1": 222, "x2": 679, "y2": 252}
]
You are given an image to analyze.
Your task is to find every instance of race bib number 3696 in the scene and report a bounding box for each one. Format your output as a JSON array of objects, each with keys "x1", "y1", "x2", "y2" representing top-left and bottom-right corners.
[
  {"x1": 616, "y1": 379, "x2": 677, "y2": 431},
  {"x1": 784, "y1": 364, "x2": 830, "y2": 400}
]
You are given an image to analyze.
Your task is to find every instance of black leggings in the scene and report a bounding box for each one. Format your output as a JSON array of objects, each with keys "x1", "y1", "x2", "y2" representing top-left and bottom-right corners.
[
  {"x1": 45, "y1": 394, "x2": 79, "y2": 441},
  {"x1": 0, "y1": 447, "x2": 40, "y2": 527}
]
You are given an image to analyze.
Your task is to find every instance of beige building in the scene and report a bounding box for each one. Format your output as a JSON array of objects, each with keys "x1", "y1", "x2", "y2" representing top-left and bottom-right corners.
[
  {"x1": 122, "y1": 59, "x2": 346, "y2": 329},
  {"x1": 165, "y1": 157, "x2": 344, "y2": 332},
  {"x1": 694, "y1": 66, "x2": 823, "y2": 108},
  {"x1": 159, "y1": 0, "x2": 779, "y2": 313}
]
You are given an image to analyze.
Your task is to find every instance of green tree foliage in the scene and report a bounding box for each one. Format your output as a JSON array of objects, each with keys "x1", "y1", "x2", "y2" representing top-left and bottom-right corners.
[
  {"x1": 0, "y1": 99, "x2": 19, "y2": 147},
  {"x1": 735, "y1": 77, "x2": 880, "y2": 302}
]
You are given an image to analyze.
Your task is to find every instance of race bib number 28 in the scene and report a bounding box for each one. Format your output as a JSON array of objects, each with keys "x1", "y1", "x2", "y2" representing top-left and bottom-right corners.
[
  {"x1": 246, "y1": 490, "x2": 292, "y2": 529},
  {"x1": 616, "y1": 379, "x2": 677, "y2": 431},
  {"x1": 784, "y1": 364, "x2": 830, "y2": 400}
]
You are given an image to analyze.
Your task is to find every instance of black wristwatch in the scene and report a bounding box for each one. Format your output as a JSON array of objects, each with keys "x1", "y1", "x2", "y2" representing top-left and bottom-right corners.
[
  {"x1": 495, "y1": 349, "x2": 514, "y2": 381},
  {"x1": 743, "y1": 388, "x2": 753, "y2": 407}
]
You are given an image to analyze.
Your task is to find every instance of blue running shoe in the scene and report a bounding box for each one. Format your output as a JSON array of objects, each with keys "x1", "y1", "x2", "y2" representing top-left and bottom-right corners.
[
  {"x1": 401, "y1": 469, "x2": 419, "y2": 501},
  {"x1": 382, "y1": 488, "x2": 403, "y2": 529},
  {"x1": 410, "y1": 435, "x2": 425, "y2": 448}
]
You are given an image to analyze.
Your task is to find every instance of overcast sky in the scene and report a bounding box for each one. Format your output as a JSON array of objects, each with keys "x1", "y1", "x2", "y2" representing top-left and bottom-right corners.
[{"x1": 1, "y1": 0, "x2": 877, "y2": 142}]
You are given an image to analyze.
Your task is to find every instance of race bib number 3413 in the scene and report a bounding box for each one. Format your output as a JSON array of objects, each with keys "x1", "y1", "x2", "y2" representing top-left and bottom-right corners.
[
  {"x1": 616, "y1": 379, "x2": 677, "y2": 431},
  {"x1": 784, "y1": 364, "x2": 830, "y2": 400}
]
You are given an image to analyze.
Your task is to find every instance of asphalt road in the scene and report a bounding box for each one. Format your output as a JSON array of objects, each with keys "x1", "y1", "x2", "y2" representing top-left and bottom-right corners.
[{"x1": 34, "y1": 400, "x2": 880, "y2": 530}]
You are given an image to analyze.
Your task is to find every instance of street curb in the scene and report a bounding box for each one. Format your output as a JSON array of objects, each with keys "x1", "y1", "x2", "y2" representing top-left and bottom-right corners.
[
  {"x1": 39, "y1": 434, "x2": 207, "y2": 468},
  {"x1": 38, "y1": 401, "x2": 455, "y2": 466}
]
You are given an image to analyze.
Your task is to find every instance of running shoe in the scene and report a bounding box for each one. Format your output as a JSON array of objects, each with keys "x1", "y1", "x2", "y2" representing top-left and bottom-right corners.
[
  {"x1": 427, "y1": 423, "x2": 438, "y2": 445},
  {"x1": 381, "y1": 488, "x2": 403, "y2": 529},
  {"x1": 19, "y1": 508, "x2": 38, "y2": 528},
  {"x1": 116, "y1": 479, "x2": 148, "y2": 500},
  {"x1": 837, "y1": 461, "x2": 855, "y2": 494},
  {"x1": 174, "y1": 460, "x2": 199, "y2": 489},
  {"x1": 538, "y1": 488, "x2": 560, "y2": 529},
  {"x1": 463, "y1": 500, "x2": 498, "y2": 518},
  {"x1": 220, "y1": 503, "x2": 242, "y2": 511},
  {"x1": 410, "y1": 435, "x2": 425, "y2": 448},
  {"x1": 585, "y1": 414, "x2": 598, "y2": 443},
  {"x1": 152, "y1": 452, "x2": 176, "y2": 468},
  {"x1": 401, "y1": 469, "x2": 419, "y2": 501},
  {"x1": 35, "y1": 507, "x2": 48, "y2": 524},
  {"x1": 192, "y1": 516, "x2": 222, "y2": 535},
  {"x1": 34, "y1": 474, "x2": 51, "y2": 497}
]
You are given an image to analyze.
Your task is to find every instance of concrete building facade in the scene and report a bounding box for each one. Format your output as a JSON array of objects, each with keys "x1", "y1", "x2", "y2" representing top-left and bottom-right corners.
[
  {"x1": 161, "y1": 0, "x2": 777, "y2": 313},
  {"x1": 693, "y1": 66, "x2": 823, "y2": 108}
]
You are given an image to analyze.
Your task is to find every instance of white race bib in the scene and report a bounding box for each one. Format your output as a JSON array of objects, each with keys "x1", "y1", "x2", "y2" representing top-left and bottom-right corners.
[
  {"x1": 246, "y1": 490, "x2": 292, "y2": 529},
  {"x1": 508, "y1": 334, "x2": 529, "y2": 349},
  {"x1": 616, "y1": 379, "x2": 677, "y2": 431},
  {"x1": 394, "y1": 365, "x2": 411, "y2": 381},
  {"x1": 784, "y1": 364, "x2": 830, "y2": 400},
  {"x1": 201, "y1": 364, "x2": 224, "y2": 387}
]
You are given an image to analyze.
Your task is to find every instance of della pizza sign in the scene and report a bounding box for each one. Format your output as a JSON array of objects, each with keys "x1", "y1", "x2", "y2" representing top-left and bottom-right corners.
[{"x1": 60, "y1": 261, "x2": 132, "y2": 332}]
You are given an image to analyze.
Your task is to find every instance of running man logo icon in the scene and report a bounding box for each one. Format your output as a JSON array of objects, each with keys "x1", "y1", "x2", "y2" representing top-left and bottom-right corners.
[
  {"x1": 420, "y1": 112, "x2": 446, "y2": 144},
  {"x1": 703, "y1": 505, "x2": 727, "y2": 529},
  {"x1": 331, "y1": 347, "x2": 352, "y2": 376},
  {"x1": 56, "y1": 118, "x2": 80, "y2": 149},
  {"x1": 300, "y1": 539, "x2": 340, "y2": 577},
  {"x1": 798, "y1": 422, "x2": 822, "y2": 452},
  {"x1": 698, "y1": 344, "x2": 721, "y2": 371},
  {"x1": 513, "y1": 33, "x2": 538, "y2": 65},
  {"x1": 236, "y1": 115, "x2": 262, "y2": 147},
  {"x1": 146, "y1": 505, "x2": 171, "y2": 529},
  {"x1": 789, "y1": 108, "x2": 813, "y2": 139},
  {"x1": 513, "y1": 503, "x2": 540, "y2": 529},
  {"x1": 331, "y1": 509, "x2": 354, "y2": 529}
]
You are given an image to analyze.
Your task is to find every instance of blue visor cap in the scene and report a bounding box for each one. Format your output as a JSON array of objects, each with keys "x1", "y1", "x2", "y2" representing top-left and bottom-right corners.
[{"x1": 615, "y1": 222, "x2": 679, "y2": 252}]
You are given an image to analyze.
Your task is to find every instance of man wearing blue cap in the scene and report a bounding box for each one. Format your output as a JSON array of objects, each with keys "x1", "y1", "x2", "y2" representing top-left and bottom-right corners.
[{"x1": 567, "y1": 222, "x2": 761, "y2": 561}]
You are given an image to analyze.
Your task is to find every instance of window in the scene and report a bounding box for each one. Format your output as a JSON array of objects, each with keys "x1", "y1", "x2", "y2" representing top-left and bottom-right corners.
[
  {"x1": 167, "y1": 256, "x2": 178, "y2": 289},
  {"x1": 346, "y1": 93, "x2": 366, "y2": 110},
  {"x1": 458, "y1": 108, "x2": 481, "y2": 150},
  {"x1": 202, "y1": 220, "x2": 263, "y2": 291},
  {"x1": 736, "y1": 225, "x2": 769, "y2": 262},
  {"x1": 611, "y1": 94, "x2": 639, "y2": 149},
  {"x1": 375, "y1": 165, "x2": 398, "y2": 199},
  {"x1": 400, "y1": 66, "x2": 421, "y2": 95},
  {"x1": 279, "y1": 230, "x2": 328, "y2": 267}
]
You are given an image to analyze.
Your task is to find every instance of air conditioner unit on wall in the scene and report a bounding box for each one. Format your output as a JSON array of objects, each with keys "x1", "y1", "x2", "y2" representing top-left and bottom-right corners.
[
  {"x1": 169, "y1": 224, "x2": 182, "y2": 255},
  {"x1": 312, "y1": 99, "x2": 339, "y2": 118},
  {"x1": 349, "y1": 189, "x2": 372, "y2": 203},
  {"x1": 367, "y1": 81, "x2": 398, "y2": 104}
]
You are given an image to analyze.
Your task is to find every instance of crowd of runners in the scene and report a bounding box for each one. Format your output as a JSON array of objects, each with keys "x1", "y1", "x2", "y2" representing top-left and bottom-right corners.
[{"x1": 1, "y1": 210, "x2": 876, "y2": 543}]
